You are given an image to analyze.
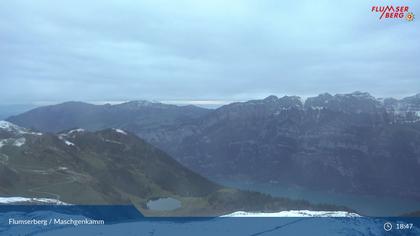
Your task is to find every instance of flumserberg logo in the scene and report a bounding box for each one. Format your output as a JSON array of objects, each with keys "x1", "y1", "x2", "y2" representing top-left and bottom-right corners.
[{"x1": 371, "y1": 5, "x2": 415, "y2": 21}]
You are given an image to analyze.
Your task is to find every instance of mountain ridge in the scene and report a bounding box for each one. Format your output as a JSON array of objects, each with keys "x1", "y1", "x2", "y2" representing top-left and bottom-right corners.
[
  {"x1": 1, "y1": 121, "x2": 348, "y2": 216},
  {"x1": 5, "y1": 92, "x2": 420, "y2": 202}
]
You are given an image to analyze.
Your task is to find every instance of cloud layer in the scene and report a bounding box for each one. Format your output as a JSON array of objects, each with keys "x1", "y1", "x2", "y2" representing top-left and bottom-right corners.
[{"x1": 0, "y1": 0, "x2": 419, "y2": 104}]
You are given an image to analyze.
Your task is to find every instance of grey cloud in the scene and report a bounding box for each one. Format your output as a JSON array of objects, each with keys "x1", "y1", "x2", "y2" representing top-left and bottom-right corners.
[{"x1": 0, "y1": 0, "x2": 419, "y2": 104}]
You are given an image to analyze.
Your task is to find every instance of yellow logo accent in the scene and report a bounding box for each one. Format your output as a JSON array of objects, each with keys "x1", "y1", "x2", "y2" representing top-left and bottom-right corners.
[{"x1": 406, "y1": 12, "x2": 415, "y2": 21}]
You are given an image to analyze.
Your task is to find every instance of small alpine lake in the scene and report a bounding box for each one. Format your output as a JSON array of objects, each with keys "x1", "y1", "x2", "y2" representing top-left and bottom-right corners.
[{"x1": 147, "y1": 197, "x2": 181, "y2": 211}]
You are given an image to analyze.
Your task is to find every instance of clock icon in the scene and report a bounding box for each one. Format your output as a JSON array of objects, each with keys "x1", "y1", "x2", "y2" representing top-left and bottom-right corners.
[{"x1": 384, "y1": 222, "x2": 393, "y2": 232}]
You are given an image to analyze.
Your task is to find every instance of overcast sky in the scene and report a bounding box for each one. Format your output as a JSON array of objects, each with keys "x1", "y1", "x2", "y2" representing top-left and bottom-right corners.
[{"x1": 0, "y1": 0, "x2": 419, "y2": 105}]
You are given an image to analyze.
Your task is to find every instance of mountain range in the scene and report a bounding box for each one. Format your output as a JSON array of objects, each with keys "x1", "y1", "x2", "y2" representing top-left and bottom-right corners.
[
  {"x1": 0, "y1": 121, "x2": 342, "y2": 216},
  {"x1": 7, "y1": 101, "x2": 210, "y2": 133},
  {"x1": 7, "y1": 92, "x2": 420, "y2": 201}
]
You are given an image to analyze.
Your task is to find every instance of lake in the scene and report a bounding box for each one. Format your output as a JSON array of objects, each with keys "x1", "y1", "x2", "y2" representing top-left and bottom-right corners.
[{"x1": 147, "y1": 197, "x2": 181, "y2": 211}]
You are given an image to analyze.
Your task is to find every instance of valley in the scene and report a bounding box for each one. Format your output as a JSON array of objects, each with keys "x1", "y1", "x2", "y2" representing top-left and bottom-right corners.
[
  {"x1": 3, "y1": 91, "x2": 420, "y2": 216},
  {"x1": 0, "y1": 121, "x2": 345, "y2": 216}
]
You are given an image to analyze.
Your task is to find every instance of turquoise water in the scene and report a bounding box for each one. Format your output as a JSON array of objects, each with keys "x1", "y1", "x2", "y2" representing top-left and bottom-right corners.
[
  {"x1": 214, "y1": 179, "x2": 420, "y2": 216},
  {"x1": 147, "y1": 197, "x2": 181, "y2": 211}
]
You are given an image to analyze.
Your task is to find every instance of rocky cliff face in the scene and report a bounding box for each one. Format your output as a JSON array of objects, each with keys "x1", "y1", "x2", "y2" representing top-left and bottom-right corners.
[{"x1": 138, "y1": 92, "x2": 420, "y2": 200}]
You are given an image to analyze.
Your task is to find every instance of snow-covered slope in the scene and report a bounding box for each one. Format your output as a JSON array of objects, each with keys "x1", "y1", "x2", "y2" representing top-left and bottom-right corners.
[
  {"x1": 0, "y1": 196, "x2": 68, "y2": 205},
  {"x1": 0, "y1": 120, "x2": 42, "y2": 135},
  {"x1": 222, "y1": 210, "x2": 360, "y2": 217},
  {"x1": 0, "y1": 121, "x2": 42, "y2": 149}
]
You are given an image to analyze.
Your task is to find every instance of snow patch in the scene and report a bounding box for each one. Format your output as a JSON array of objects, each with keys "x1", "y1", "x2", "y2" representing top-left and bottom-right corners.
[
  {"x1": 222, "y1": 210, "x2": 360, "y2": 217},
  {"x1": 0, "y1": 138, "x2": 26, "y2": 148},
  {"x1": 114, "y1": 129, "x2": 127, "y2": 135},
  {"x1": 64, "y1": 140, "x2": 75, "y2": 146},
  {"x1": 13, "y1": 137, "x2": 25, "y2": 147},
  {"x1": 0, "y1": 120, "x2": 18, "y2": 131},
  {"x1": 0, "y1": 121, "x2": 42, "y2": 135},
  {"x1": 68, "y1": 129, "x2": 85, "y2": 134},
  {"x1": 0, "y1": 196, "x2": 68, "y2": 205},
  {"x1": 58, "y1": 134, "x2": 76, "y2": 146}
]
